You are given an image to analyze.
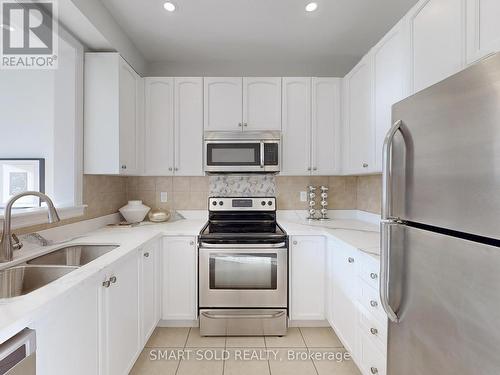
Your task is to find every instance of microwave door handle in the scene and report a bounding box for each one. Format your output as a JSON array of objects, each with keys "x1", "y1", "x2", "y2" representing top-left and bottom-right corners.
[{"x1": 260, "y1": 141, "x2": 265, "y2": 168}]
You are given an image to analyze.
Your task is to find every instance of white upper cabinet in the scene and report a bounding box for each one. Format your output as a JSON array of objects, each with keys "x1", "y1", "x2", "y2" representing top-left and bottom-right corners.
[
  {"x1": 281, "y1": 77, "x2": 312, "y2": 175},
  {"x1": 84, "y1": 53, "x2": 143, "y2": 175},
  {"x1": 174, "y1": 77, "x2": 204, "y2": 175},
  {"x1": 144, "y1": 77, "x2": 174, "y2": 175},
  {"x1": 243, "y1": 77, "x2": 282, "y2": 130},
  {"x1": 373, "y1": 21, "x2": 408, "y2": 171},
  {"x1": 343, "y1": 56, "x2": 375, "y2": 174},
  {"x1": 144, "y1": 77, "x2": 203, "y2": 176},
  {"x1": 408, "y1": 0, "x2": 466, "y2": 93},
  {"x1": 466, "y1": 0, "x2": 500, "y2": 64},
  {"x1": 311, "y1": 77, "x2": 341, "y2": 175},
  {"x1": 204, "y1": 77, "x2": 243, "y2": 131}
]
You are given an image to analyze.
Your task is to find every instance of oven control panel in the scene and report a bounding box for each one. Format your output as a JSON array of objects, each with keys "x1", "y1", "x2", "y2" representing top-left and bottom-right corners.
[{"x1": 209, "y1": 197, "x2": 276, "y2": 211}]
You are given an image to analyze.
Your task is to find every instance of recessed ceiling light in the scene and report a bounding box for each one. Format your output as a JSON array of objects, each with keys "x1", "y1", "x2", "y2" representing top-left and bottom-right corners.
[
  {"x1": 163, "y1": 2, "x2": 176, "y2": 12},
  {"x1": 0, "y1": 24, "x2": 15, "y2": 31},
  {"x1": 305, "y1": 2, "x2": 318, "y2": 12}
]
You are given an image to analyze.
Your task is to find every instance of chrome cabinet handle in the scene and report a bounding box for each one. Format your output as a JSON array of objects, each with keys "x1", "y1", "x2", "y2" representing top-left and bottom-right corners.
[
  {"x1": 121, "y1": 164, "x2": 127, "y2": 170},
  {"x1": 109, "y1": 276, "x2": 117, "y2": 284},
  {"x1": 370, "y1": 272, "x2": 378, "y2": 280},
  {"x1": 370, "y1": 300, "x2": 378, "y2": 307},
  {"x1": 189, "y1": 241, "x2": 195, "y2": 246},
  {"x1": 243, "y1": 123, "x2": 248, "y2": 127},
  {"x1": 370, "y1": 328, "x2": 378, "y2": 335},
  {"x1": 370, "y1": 367, "x2": 379, "y2": 374},
  {"x1": 144, "y1": 252, "x2": 150, "y2": 258},
  {"x1": 348, "y1": 257, "x2": 355, "y2": 263},
  {"x1": 102, "y1": 280, "x2": 111, "y2": 288},
  {"x1": 363, "y1": 163, "x2": 368, "y2": 168},
  {"x1": 238, "y1": 123, "x2": 242, "y2": 127},
  {"x1": 313, "y1": 167, "x2": 317, "y2": 171},
  {"x1": 174, "y1": 167, "x2": 179, "y2": 171},
  {"x1": 292, "y1": 240, "x2": 298, "y2": 245},
  {"x1": 168, "y1": 167, "x2": 173, "y2": 171}
]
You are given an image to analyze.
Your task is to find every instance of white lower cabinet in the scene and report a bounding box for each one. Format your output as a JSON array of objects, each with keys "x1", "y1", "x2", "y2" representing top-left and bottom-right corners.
[
  {"x1": 140, "y1": 241, "x2": 161, "y2": 345},
  {"x1": 100, "y1": 253, "x2": 141, "y2": 375},
  {"x1": 30, "y1": 239, "x2": 163, "y2": 375},
  {"x1": 329, "y1": 239, "x2": 358, "y2": 353},
  {"x1": 32, "y1": 276, "x2": 100, "y2": 375},
  {"x1": 290, "y1": 236, "x2": 326, "y2": 322},
  {"x1": 326, "y1": 239, "x2": 387, "y2": 375},
  {"x1": 162, "y1": 236, "x2": 198, "y2": 321}
]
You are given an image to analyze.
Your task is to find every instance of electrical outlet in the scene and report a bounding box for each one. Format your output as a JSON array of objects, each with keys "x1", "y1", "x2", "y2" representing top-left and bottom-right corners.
[
  {"x1": 300, "y1": 191, "x2": 307, "y2": 202},
  {"x1": 160, "y1": 192, "x2": 168, "y2": 203}
]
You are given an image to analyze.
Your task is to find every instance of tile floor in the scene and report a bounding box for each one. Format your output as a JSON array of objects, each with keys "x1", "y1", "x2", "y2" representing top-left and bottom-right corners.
[{"x1": 130, "y1": 327, "x2": 362, "y2": 375}]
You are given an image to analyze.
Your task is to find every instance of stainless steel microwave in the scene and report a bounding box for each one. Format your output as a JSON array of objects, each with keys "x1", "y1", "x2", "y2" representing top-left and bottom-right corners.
[{"x1": 204, "y1": 131, "x2": 281, "y2": 173}]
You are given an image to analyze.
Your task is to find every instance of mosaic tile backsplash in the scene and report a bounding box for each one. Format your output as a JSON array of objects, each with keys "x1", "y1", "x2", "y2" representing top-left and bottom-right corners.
[{"x1": 209, "y1": 175, "x2": 276, "y2": 197}]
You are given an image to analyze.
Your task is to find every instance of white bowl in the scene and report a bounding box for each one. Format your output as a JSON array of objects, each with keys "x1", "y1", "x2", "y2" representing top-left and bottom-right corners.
[{"x1": 119, "y1": 200, "x2": 151, "y2": 224}]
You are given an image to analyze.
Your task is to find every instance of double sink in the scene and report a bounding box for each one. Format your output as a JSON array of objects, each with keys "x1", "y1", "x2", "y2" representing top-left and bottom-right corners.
[{"x1": 0, "y1": 244, "x2": 118, "y2": 299}]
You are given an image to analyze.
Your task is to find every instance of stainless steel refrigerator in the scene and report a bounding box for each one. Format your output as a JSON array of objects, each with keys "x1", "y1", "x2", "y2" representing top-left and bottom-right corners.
[{"x1": 381, "y1": 52, "x2": 500, "y2": 375}]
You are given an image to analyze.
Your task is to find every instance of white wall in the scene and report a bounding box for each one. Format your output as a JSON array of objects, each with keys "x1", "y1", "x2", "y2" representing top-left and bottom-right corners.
[{"x1": 147, "y1": 57, "x2": 360, "y2": 77}]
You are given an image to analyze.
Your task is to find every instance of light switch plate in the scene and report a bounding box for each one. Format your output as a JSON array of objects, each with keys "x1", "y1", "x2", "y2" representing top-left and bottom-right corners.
[
  {"x1": 160, "y1": 192, "x2": 168, "y2": 203},
  {"x1": 300, "y1": 191, "x2": 307, "y2": 202}
]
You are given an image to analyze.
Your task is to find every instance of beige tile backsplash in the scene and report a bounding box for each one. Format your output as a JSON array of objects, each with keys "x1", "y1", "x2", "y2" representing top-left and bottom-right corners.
[
  {"x1": 8, "y1": 174, "x2": 381, "y2": 235},
  {"x1": 126, "y1": 175, "x2": 382, "y2": 214}
]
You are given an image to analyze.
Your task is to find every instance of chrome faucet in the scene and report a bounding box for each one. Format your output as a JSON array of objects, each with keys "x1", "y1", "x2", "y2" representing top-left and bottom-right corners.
[{"x1": 1, "y1": 191, "x2": 60, "y2": 263}]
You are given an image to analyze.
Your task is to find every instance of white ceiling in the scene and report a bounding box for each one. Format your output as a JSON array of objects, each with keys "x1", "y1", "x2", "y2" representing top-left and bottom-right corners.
[{"x1": 101, "y1": 0, "x2": 418, "y2": 76}]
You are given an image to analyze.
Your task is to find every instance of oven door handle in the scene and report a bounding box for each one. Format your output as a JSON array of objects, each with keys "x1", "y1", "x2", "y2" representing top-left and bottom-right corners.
[
  {"x1": 199, "y1": 242, "x2": 287, "y2": 249},
  {"x1": 201, "y1": 311, "x2": 286, "y2": 320}
]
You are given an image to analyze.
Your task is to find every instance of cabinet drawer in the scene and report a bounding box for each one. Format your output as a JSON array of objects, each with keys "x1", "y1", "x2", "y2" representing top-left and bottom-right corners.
[
  {"x1": 357, "y1": 282, "x2": 386, "y2": 323},
  {"x1": 358, "y1": 309, "x2": 387, "y2": 352},
  {"x1": 358, "y1": 332, "x2": 386, "y2": 375},
  {"x1": 359, "y1": 255, "x2": 380, "y2": 290}
]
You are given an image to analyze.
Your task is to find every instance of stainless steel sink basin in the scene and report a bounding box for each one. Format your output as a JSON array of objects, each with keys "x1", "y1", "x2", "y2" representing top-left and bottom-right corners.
[
  {"x1": 27, "y1": 245, "x2": 119, "y2": 266},
  {"x1": 0, "y1": 265, "x2": 77, "y2": 299}
]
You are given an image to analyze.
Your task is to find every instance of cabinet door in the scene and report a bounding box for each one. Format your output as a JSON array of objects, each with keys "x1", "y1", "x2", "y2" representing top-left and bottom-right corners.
[
  {"x1": 345, "y1": 57, "x2": 374, "y2": 174},
  {"x1": 466, "y1": 0, "x2": 500, "y2": 64},
  {"x1": 408, "y1": 0, "x2": 465, "y2": 93},
  {"x1": 243, "y1": 77, "x2": 282, "y2": 131},
  {"x1": 101, "y1": 254, "x2": 140, "y2": 375},
  {"x1": 373, "y1": 22, "x2": 407, "y2": 171},
  {"x1": 311, "y1": 78, "x2": 341, "y2": 175},
  {"x1": 290, "y1": 236, "x2": 326, "y2": 321},
  {"x1": 331, "y1": 241, "x2": 358, "y2": 354},
  {"x1": 282, "y1": 77, "x2": 312, "y2": 175},
  {"x1": 162, "y1": 237, "x2": 197, "y2": 320},
  {"x1": 174, "y1": 77, "x2": 204, "y2": 176},
  {"x1": 140, "y1": 242, "x2": 160, "y2": 345},
  {"x1": 204, "y1": 77, "x2": 243, "y2": 131},
  {"x1": 119, "y1": 58, "x2": 140, "y2": 175},
  {"x1": 144, "y1": 77, "x2": 174, "y2": 175},
  {"x1": 32, "y1": 278, "x2": 100, "y2": 375}
]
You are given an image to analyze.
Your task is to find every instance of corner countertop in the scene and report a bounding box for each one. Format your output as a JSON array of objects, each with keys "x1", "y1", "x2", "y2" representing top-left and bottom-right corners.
[{"x1": 0, "y1": 210, "x2": 379, "y2": 344}]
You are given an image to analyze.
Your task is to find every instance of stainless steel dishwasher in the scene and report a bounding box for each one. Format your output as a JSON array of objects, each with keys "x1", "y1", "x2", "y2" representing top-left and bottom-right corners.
[{"x1": 0, "y1": 329, "x2": 36, "y2": 375}]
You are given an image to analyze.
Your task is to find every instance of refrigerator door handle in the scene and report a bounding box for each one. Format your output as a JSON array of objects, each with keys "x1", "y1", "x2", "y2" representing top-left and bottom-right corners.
[
  {"x1": 380, "y1": 219, "x2": 401, "y2": 323},
  {"x1": 382, "y1": 120, "x2": 402, "y2": 220}
]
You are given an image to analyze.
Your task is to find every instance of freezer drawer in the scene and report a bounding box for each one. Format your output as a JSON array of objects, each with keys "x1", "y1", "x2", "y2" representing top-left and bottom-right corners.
[
  {"x1": 385, "y1": 224, "x2": 500, "y2": 375},
  {"x1": 199, "y1": 309, "x2": 287, "y2": 336}
]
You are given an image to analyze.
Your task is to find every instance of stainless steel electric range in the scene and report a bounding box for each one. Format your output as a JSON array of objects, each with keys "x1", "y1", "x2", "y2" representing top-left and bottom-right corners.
[{"x1": 198, "y1": 197, "x2": 288, "y2": 336}]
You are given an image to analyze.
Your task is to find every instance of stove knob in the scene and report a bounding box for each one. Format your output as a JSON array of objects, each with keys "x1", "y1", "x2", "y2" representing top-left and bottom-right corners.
[
  {"x1": 261, "y1": 201, "x2": 266, "y2": 206},
  {"x1": 219, "y1": 201, "x2": 224, "y2": 206},
  {"x1": 268, "y1": 201, "x2": 273, "y2": 206},
  {"x1": 212, "y1": 201, "x2": 217, "y2": 206}
]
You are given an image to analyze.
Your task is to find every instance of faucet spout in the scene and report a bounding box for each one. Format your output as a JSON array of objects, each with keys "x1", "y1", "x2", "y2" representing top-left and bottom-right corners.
[{"x1": 1, "y1": 192, "x2": 60, "y2": 263}]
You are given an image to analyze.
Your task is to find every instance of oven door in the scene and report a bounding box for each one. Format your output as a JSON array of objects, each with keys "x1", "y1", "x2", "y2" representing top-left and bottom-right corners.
[{"x1": 199, "y1": 246, "x2": 287, "y2": 308}]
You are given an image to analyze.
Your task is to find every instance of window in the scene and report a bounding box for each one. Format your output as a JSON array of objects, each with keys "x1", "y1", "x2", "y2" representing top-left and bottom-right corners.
[{"x1": 0, "y1": 21, "x2": 84, "y2": 220}]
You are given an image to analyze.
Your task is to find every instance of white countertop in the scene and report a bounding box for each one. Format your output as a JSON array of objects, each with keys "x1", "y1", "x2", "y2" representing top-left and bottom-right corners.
[{"x1": 0, "y1": 210, "x2": 379, "y2": 344}]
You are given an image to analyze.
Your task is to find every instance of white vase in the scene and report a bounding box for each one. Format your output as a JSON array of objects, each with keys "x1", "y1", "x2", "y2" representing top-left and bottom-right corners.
[{"x1": 119, "y1": 200, "x2": 151, "y2": 223}]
